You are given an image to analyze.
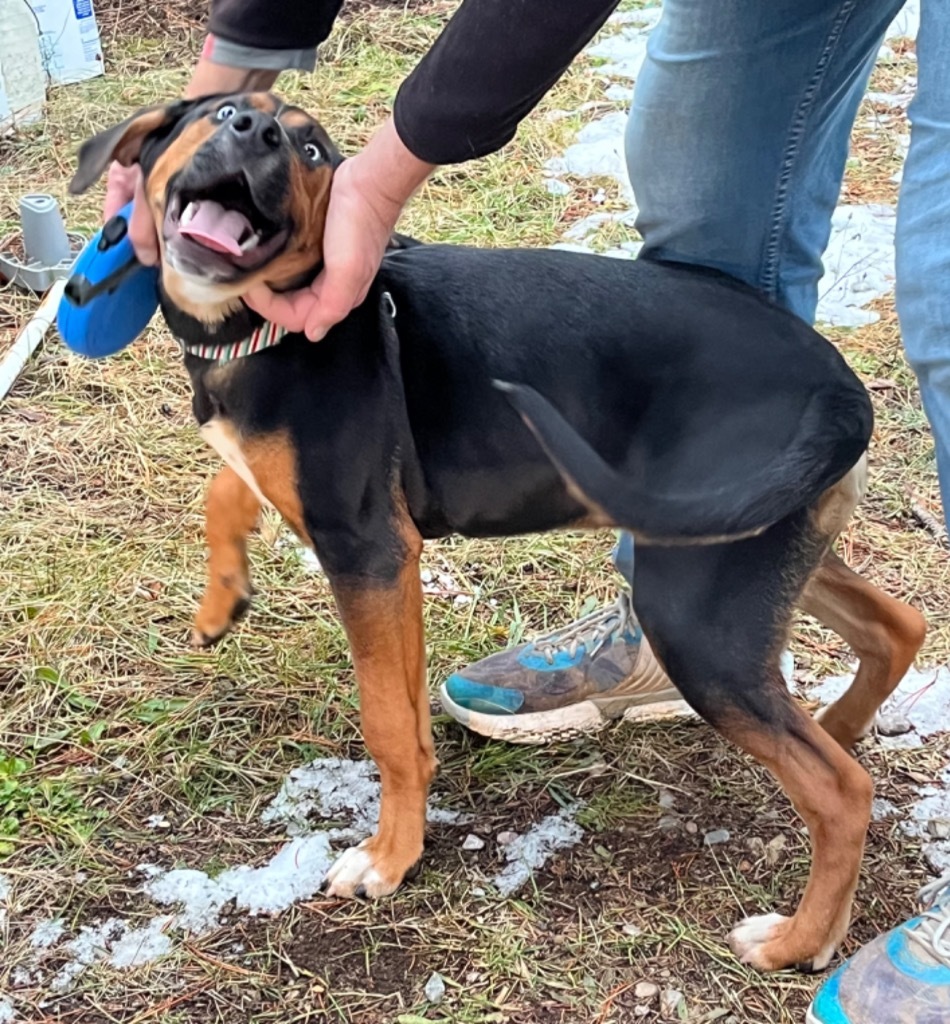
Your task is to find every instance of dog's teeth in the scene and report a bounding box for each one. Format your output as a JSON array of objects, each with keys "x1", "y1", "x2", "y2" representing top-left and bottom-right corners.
[
  {"x1": 239, "y1": 231, "x2": 261, "y2": 253},
  {"x1": 180, "y1": 201, "x2": 199, "y2": 226}
]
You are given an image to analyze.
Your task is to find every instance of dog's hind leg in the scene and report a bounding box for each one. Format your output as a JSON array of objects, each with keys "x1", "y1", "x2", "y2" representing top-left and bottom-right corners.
[
  {"x1": 193, "y1": 465, "x2": 261, "y2": 647},
  {"x1": 800, "y1": 551, "x2": 926, "y2": 749},
  {"x1": 633, "y1": 519, "x2": 871, "y2": 972}
]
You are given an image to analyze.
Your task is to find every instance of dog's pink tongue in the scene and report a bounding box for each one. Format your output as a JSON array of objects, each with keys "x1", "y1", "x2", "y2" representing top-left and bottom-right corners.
[{"x1": 178, "y1": 200, "x2": 250, "y2": 256}]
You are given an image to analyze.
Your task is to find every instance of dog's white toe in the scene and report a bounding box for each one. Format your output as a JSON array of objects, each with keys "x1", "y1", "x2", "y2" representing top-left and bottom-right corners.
[{"x1": 325, "y1": 841, "x2": 394, "y2": 898}]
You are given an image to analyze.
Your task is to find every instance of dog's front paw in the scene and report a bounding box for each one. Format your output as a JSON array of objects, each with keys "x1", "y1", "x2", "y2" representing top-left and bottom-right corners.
[
  {"x1": 191, "y1": 589, "x2": 252, "y2": 648},
  {"x1": 728, "y1": 913, "x2": 837, "y2": 972},
  {"x1": 324, "y1": 837, "x2": 421, "y2": 899}
]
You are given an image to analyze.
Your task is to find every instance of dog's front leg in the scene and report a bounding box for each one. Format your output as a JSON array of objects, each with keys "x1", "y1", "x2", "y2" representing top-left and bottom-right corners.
[
  {"x1": 193, "y1": 465, "x2": 261, "y2": 647},
  {"x1": 323, "y1": 527, "x2": 436, "y2": 898}
]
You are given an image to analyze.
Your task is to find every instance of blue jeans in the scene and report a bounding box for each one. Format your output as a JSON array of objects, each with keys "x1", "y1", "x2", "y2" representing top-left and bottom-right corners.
[{"x1": 614, "y1": 0, "x2": 950, "y2": 583}]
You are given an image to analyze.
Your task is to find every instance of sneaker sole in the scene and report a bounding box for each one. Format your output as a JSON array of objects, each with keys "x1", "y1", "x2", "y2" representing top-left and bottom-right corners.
[{"x1": 439, "y1": 681, "x2": 694, "y2": 745}]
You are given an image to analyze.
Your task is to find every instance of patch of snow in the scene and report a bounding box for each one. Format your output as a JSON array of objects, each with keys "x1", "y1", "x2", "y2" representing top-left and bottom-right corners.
[
  {"x1": 0, "y1": 875, "x2": 9, "y2": 904},
  {"x1": 0, "y1": 996, "x2": 14, "y2": 1024},
  {"x1": 29, "y1": 918, "x2": 65, "y2": 949},
  {"x1": 492, "y1": 808, "x2": 584, "y2": 896},
  {"x1": 545, "y1": 178, "x2": 571, "y2": 196},
  {"x1": 873, "y1": 797, "x2": 901, "y2": 822},
  {"x1": 902, "y1": 768, "x2": 950, "y2": 874},
  {"x1": 811, "y1": 664, "x2": 950, "y2": 873},
  {"x1": 811, "y1": 665, "x2": 950, "y2": 748},
  {"x1": 108, "y1": 916, "x2": 174, "y2": 968},
  {"x1": 605, "y1": 83, "x2": 633, "y2": 103},
  {"x1": 262, "y1": 757, "x2": 382, "y2": 838},
  {"x1": 145, "y1": 814, "x2": 170, "y2": 830},
  {"x1": 142, "y1": 759, "x2": 467, "y2": 936},
  {"x1": 816, "y1": 205, "x2": 897, "y2": 327},
  {"x1": 145, "y1": 835, "x2": 335, "y2": 934},
  {"x1": 546, "y1": 112, "x2": 635, "y2": 200},
  {"x1": 50, "y1": 919, "x2": 124, "y2": 992},
  {"x1": 887, "y1": 0, "x2": 920, "y2": 40}
]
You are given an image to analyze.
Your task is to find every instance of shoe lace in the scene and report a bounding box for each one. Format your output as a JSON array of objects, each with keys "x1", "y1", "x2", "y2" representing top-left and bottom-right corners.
[
  {"x1": 535, "y1": 591, "x2": 634, "y2": 664},
  {"x1": 905, "y1": 871, "x2": 950, "y2": 968}
]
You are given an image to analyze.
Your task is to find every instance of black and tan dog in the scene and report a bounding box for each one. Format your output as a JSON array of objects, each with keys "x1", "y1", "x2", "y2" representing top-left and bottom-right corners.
[{"x1": 71, "y1": 93, "x2": 926, "y2": 973}]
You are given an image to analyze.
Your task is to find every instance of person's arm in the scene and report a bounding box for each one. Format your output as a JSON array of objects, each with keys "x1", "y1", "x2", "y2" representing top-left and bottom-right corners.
[
  {"x1": 248, "y1": 0, "x2": 620, "y2": 339},
  {"x1": 394, "y1": 0, "x2": 620, "y2": 164}
]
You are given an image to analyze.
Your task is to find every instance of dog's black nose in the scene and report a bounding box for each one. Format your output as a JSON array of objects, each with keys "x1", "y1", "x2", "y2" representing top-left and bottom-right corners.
[{"x1": 229, "y1": 109, "x2": 281, "y2": 151}]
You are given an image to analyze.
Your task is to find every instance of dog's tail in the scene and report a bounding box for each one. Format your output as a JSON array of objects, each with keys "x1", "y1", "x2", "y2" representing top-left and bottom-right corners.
[{"x1": 494, "y1": 380, "x2": 872, "y2": 543}]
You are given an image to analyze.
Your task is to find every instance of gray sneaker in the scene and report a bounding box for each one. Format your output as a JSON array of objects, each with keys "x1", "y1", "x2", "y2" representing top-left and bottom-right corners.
[
  {"x1": 807, "y1": 871, "x2": 950, "y2": 1023},
  {"x1": 439, "y1": 590, "x2": 691, "y2": 744}
]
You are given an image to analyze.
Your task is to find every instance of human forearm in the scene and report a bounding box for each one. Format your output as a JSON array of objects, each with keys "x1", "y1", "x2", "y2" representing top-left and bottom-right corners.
[{"x1": 394, "y1": 0, "x2": 620, "y2": 163}]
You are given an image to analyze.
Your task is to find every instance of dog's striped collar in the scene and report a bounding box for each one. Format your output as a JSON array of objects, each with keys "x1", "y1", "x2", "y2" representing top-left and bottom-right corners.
[{"x1": 183, "y1": 319, "x2": 289, "y2": 363}]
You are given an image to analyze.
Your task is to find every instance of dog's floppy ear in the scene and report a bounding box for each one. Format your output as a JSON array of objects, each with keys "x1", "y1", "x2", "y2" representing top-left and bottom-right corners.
[{"x1": 70, "y1": 98, "x2": 205, "y2": 195}]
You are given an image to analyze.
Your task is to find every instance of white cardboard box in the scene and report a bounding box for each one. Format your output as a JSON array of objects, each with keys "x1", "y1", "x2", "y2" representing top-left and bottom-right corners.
[{"x1": 28, "y1": 0, "x2": 104, "y2": 85}]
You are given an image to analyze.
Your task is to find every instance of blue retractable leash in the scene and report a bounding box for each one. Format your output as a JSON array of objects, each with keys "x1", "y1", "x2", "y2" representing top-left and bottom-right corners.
[{"x1": 57, "y1": 202, "x2": 160, "y2": 358}]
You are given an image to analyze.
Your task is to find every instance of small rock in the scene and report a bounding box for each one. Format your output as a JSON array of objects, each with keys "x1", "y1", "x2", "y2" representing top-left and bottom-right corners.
[
  {"x1": 739, "y1": 859, "x2": 752, "y2": 872},
  {"x1": 660, "y1": 989, "x2": 685, "y2": 1019},
  {"x1": 876, "y1": 711, "x2": 913, "y2": 737},
  {"x1": 621, "y1": 923, "x2": 643, "y2": 938},
  {"x1": 928, "y1": 819, "x2": 950, "y2": 839},
  {"x1": 634, "y1": 981, "x2": 659, "y2": 1000},
  {"x1": 765, "y1": 834, "x2": 787, "y2": 865},
  {"x1": 634, "y1": 1006, "x2": 650, "y2": 1017},
  {"x1": 658, "y1": 789, "x2": 676, "y2": 809},
  {"x1": 471, "y1": 887, "x2": 486, "y2": 897},
  {"x1": 465, "y1": 971, "x2": 480, "y2": 984},
  {"x1": 424, "y1": 972, "x2": 446, "y2": 1004},
  {"x1": 704, "y1": 829, "x2": 731, "y2": 846},
  {"x1": 685, "y1": 821, "x2": 698, "y2": 835},
  {"x1": 658, "y1": 815, "x2": 679, "y2": 831},
  {"x1": 496, "y1": 830, "x2": 518, "y2": 847},
  {"x1": 462, "y1": 833, "x2": 486, "y2": 851},
  {"x1": 589, "y1": 880, "x2": 601, "y2": 892}
]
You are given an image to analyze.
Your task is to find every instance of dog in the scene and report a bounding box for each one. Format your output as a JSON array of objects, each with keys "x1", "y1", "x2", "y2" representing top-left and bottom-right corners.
[{"x1": 70, "y1": 92, "x2": 926, "y2": 973}]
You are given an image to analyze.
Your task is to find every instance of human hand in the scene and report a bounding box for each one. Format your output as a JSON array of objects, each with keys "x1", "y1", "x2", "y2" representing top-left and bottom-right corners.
[
  {"x1": 244, "y1": 118, "x2": 434, "y2": 340},
  {"x1": 103, "y1": 161, "x2": 160, "y2": 266}
]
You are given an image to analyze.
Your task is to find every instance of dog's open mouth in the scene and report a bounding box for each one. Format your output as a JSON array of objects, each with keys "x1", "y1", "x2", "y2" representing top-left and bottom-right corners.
[{"x1": 164, "y1": 173, "x2": 290, "y2": 277}]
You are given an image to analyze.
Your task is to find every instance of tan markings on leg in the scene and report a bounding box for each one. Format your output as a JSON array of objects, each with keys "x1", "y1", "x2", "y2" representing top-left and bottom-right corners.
[
  {"x1": 324, "y1": 518, "x2": 436, "y2": 898},
  {"x1": 199, "y1": 418, "x2": 310, "y2": 538},
  {"x1": 800, "y1": 550, "x2": 926, "y2": 748},
  {"x1": 193, "y1": 465, "x2": 260, "y2": 647},
  {"x1": 726, "y1": 708, "x2": 873, "y2": 971}
]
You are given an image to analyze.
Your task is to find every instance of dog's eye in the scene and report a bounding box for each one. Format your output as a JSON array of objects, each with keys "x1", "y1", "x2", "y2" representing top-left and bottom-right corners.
[
  {"x1": 216, "y1": 104, "x2": 238, "y2": 121},
  {"x1": 304, "y1": 142, "x2": 322, "y2": 164}
]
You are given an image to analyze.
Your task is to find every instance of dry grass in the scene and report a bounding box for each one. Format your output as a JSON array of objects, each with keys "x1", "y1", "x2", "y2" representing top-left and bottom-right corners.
[{"x1": 0, "y1": 6, "x2": 947, "y2": 1024}]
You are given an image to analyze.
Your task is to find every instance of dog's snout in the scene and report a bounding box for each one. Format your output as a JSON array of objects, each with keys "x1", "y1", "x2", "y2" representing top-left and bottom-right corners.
[{"x1": 229, "y1": 109, "x2": 281, "y2": 151}]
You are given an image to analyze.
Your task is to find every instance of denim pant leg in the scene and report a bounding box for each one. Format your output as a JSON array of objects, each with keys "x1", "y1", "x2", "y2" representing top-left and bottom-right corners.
[
  {"x1": 612, "y1": 0, "x2": 903, "y2": 588},
  {"x1": 896, "y1": 0, "x2": 950, "y2": 530}
]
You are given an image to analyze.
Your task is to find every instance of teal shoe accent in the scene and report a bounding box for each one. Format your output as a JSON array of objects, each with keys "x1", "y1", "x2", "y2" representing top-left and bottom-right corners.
[
  {"x1": 517, "y1": 644, "x2": 587, "y2": 672},
  {"x1": 809, "y1": 966, "x2": 851, "y2": 1024},
  {"x1": 444, "y1": 674, "x2": 525, "y2": 715},
  {"x1": 888, "y1": 921, "x2": 950, "y2": 985}
]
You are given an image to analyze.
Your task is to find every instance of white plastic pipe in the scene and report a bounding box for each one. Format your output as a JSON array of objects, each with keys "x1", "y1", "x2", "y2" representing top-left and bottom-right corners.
[{"x1": 0, "y1": 278, "x2": 66, "y2": 400}]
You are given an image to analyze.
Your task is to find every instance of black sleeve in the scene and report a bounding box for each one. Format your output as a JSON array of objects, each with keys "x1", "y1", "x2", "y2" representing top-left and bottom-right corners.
[
  {"x1": 394, "y1": 0, "x2": 620, "y2": 164},
  {"x1": 208, "y1": 0, "x2": 344, "y2": 51}
]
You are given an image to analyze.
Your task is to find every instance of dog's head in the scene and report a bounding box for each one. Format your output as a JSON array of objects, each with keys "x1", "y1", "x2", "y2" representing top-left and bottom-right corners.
[{"x1": 71, "y1": 92, "x2": 341, "y2": 323}]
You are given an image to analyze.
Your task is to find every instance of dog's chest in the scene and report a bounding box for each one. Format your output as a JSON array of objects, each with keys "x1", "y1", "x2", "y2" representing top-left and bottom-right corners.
[{"x1": 199, "y1": 417, "x2": 272, "y2": 510}]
